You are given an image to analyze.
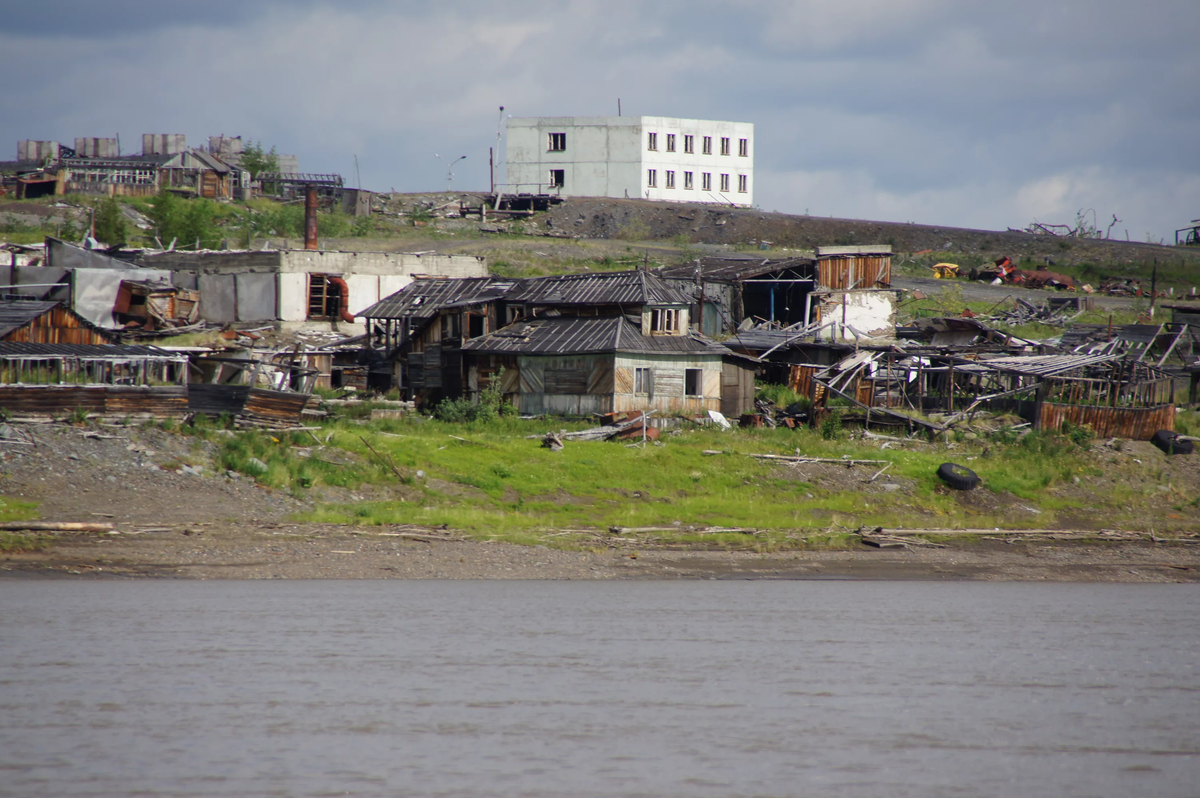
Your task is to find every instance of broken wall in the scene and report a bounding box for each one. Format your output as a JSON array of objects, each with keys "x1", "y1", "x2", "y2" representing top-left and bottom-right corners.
[{"x1": 814, "y1": 289, "x2": 898, "y2": 341}]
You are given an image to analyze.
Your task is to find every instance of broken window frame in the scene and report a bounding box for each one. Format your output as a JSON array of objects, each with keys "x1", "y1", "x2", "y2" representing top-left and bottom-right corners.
[
  {"x1": 665, "y1": 170, "x2": 675, "y2": 189},
  {"x1": 684, "y1": 171, "x2": 694, "y2": 190},
  {"x1": 702, "y1": 136, "x2": 713, "y2": 155},
  {"x1": 647, "y1": 169, "x2": 657, "y2": 188},
  {"x1": 650, "y1": 308, "x2": 681, "y2": 335},
  {"x1": 685, "y1": 368, "x2": 702, "y2": 397},
  {"x1": 666, "y1": 134, "x2": 676, "y2": 152},
  {"x1": 548, "y1": 132, "x2": 566, "y2": 151},
  {"x1": 720, "y1": 137, "x2": 731, "y2": 156},
  {"x1": 647, "y1": 132, "x2": 658, "y2": 151},
  {"x1": 738, "y1": 138, "x2": 749, "y2": 157},
  {"x1": 548, "y1": 169, "x2": 565, "y2": 188},
  {"x1": 307, "y1": 273, "x2": 343, "y2": 321},
  {"x1": 684, "y1": 135, "x2": 695, "y2": 154}
]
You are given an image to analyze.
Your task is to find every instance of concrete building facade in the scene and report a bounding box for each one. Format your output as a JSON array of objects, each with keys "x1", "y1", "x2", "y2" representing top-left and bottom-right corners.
[{"x1": 505, "y1": 116, "x2": 754, "y2": 206}]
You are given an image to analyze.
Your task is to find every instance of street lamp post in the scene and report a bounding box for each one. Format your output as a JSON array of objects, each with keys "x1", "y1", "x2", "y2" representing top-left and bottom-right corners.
[{"x1": 435, "y1": 154, "x2": 467, "y2": 192}]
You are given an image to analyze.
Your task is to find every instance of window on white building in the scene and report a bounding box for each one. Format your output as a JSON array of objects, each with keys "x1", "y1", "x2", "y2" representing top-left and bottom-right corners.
[
  {"x1": 702, "y1": 136, "x2": 712, "y2": 155},
  {"x1": 549, "y1": 169, "x2": 565, "y2": 188},
  {"x1": 738, "y1": 174, "x2": 748, "y2": 193},
  {"x1": 684, "y1": 171, "x2": 693, "y2": 190},
  {"x1": 684, "y1": 135, "x2": 694, "y2": 154},
  {"x1": 720, "y1": 173, "x2": 730, "y2": 192},
  {"x1": 548, "y1": 132, "x2": 566, "y2": 151},
  {"x1": 647, "y1": 169, "x2": 657, "y2": 187},
  {"x1": 702, "y1": 172, "x2": 712, "y2": 191},
  {"x1": 720, "y1": 137, "x2": 730, "y2": 156},
  {"x1": 666, "y1": 134, "x2": 676, "y2": 152},
  {"x1": 665, "y1": 170, "x2": 675, "y2": 189},
  {"x1": 738, "y1": 138, "x2": 749, "y2": 157},
  {"x1": 685, "y1": 369, "x2": 702, "y2": 397},
  {"x1": 647, "y1": 132, "x2": 658, "y2": 151}
]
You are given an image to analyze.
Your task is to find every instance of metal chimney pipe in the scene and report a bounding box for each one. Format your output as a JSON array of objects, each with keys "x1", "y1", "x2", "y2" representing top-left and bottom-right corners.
[{"x1": 304, "y1": 185, "x2": 319, "y2": 250}]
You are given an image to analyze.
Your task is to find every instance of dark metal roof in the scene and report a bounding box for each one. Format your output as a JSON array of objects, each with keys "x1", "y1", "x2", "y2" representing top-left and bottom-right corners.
[
  {"x1": 504, "y1": 270, "x2": 691, "y2": 306},
  {"x1": 359, "y1": 277, "x2": 520, "y2": 320},
  {"x1": 0, "y1": 342, "x2": 184, "y2": 358},
  {"x1": 0, "y1": 300, "x2": 62, "y2": 338},
  {"x1": 461, "y1": 315, "x2": 740, "y2": 358},
  {"x1": 657, "y1": 256, "x2": 815, "y2": 282}
]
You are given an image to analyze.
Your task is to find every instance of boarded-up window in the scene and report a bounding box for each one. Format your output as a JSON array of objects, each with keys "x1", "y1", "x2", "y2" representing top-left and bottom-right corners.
[
  {"x1": 544, "y1": 368, "x2": 588, "y2": 394},
  {"x1": 685, "y1": 369, "x2": 702, "y2": 396},
  {"x1": 634, "y1": 367, "x2": 652, "y2": 394}
]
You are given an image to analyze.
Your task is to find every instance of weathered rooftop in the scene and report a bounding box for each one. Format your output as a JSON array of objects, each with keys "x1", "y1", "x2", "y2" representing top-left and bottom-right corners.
[
  {"x1": 359, "y1": 277, "x2": 519, "y2": 321},
  {"x1": 0, "y1": 342, "x2": 182, "y2": 359},
  {"x1": 462, "y1": 315, "x2": 741, "y2": 358},
  {"x1": 505, "y1": 270, "x2": 691, "y2": 307},
  {"x1": 656, "y1": 256, "x2": 815, "y2": 282}
]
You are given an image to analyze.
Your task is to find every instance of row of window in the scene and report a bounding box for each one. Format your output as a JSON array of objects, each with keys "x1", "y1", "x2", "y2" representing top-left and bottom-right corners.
[
  {"x1": 646, "y1": 169, "x2": 748, "y2": 193},
  {"x1": 646, "y1": 133, "x2": 748, "y2": 156},
  {"x1": 545, "y1": 132, "x2": 750, "y2": 157}
]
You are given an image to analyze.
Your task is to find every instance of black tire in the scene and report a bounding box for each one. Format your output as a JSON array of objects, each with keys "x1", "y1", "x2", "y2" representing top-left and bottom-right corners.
[
  {"x1": 937, "y1": 462, "x2": 980, "y2": 490},
  {"x1": 1150, "y1": 430, "x2": 1194, "y2": 456}
]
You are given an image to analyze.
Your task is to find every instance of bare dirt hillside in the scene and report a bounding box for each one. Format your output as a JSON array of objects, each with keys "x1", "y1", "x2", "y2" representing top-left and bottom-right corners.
[{"x1": 535, "y1": 198, "x2": 1199, "y2": 269}]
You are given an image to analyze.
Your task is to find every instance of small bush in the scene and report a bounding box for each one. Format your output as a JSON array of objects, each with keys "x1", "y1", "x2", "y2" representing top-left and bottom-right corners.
[{"x1": 819, "y1": 409, "x2": 843, "y2": 440}]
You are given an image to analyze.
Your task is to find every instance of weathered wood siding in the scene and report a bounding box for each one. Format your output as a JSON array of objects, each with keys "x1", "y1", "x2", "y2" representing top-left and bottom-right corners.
[
  {"x1": 2, "y1": 306, "x2": 111, "y2": 345},
  {"x1": 0, "y1": 385, "x2": 188, "y2": 416},
  {"x1": 516, "y1": 354, "x2": 614, "y2": 416},
  {"x1": 613, "y1": 353, "x2": 726, "y2": 415}
]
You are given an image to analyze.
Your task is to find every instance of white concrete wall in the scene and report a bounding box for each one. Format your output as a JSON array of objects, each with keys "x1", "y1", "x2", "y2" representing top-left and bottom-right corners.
[
  {"x1": 505, "y1": 116, "x2": 754, "y2": 206},
  {"x1": 277, "y1": 251, "x2": 485, "y2": 278},
  {"x1": 815, "y1": 290, "x2": 898, "y2": 341}
]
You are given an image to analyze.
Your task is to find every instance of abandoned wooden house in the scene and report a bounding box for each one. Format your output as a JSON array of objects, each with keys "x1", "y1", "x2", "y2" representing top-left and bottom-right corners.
[
  {"x1": 359, "y1": 270, "x2": 757, "y2": 414},
  {"x1": 461, "y1": 315, "x2": 757, "y2": 417}
]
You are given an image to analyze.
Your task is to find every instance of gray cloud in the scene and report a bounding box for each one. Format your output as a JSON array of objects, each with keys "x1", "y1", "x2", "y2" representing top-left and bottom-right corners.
[{"x1": 1, "y1": 0, "x2": 1196, "y2": 241}]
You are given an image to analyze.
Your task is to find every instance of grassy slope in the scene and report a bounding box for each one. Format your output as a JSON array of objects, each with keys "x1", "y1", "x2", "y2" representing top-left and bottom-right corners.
[{"x1": 188, "y1": 408, "x2": 1200, "y2": 548}]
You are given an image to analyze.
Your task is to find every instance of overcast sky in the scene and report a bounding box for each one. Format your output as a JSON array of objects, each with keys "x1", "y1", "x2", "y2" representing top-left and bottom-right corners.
[{"x1": 4, "y1": 1, "x2": 1198, "y2": 242}]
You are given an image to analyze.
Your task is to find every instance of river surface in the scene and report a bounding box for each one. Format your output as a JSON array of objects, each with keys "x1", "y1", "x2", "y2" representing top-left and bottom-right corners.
[{"x1": 1, "y1": 581, "x2": 1197, "y2": 797}]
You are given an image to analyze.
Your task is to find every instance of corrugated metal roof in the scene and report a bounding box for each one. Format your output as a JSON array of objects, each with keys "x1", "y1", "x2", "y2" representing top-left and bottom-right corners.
[
  {"x1": 0, "y1": 300, "x2": 62, "y2": 338},
  {"x1": 462, "y1": 316, "x2": 739, "y2": 357},
  {"x1": 0, "y1": 342, "x2": 184, "y2": 359},
  {"x1": 359, "y1": 277, "x2": 519, "y2": 320},
  {"x1": 505, "y1": 271, "x2": 691, "y2": 306},
  {"x1": 956, "y1": 353, "x2": 1119, "y2": 377}
]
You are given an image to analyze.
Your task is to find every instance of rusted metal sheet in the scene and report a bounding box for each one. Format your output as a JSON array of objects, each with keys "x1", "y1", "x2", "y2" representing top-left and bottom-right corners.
[
  {"x1": 816, "y1": 256, "x2": 891, "y2": 290},
  {"x1": 1036, "y1": 402, "x2": 1174, "y2": 440}
]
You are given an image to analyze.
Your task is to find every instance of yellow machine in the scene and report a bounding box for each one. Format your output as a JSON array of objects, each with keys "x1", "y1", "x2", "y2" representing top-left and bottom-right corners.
[{"x1": 932, "y1": 263, "x2": 960, "y2": 279}]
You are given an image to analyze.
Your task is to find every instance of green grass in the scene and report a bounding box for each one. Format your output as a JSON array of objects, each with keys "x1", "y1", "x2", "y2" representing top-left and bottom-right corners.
[
  {"x1": 176, "y1": 409, "x2": 1116, "y2": 544},
  {"x1": 0, "y1": 496, "x2": 43, "y2": 552}
]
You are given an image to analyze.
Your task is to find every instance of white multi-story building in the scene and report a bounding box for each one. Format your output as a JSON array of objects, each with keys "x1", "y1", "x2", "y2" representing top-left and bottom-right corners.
[{"x1": 504, "y1": 116, "x2": 754, "y2": 207}]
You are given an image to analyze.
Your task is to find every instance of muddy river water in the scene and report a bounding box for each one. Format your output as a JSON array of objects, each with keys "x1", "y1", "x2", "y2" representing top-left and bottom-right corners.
[{"x1": 2, "y1": 581, "x2": 1197, "y2": 797}]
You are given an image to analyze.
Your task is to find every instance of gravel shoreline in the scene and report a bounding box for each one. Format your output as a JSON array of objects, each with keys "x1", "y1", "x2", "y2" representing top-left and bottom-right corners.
[{"x1": 4, "y1": 524, "x2": 1200, "y2": 582}]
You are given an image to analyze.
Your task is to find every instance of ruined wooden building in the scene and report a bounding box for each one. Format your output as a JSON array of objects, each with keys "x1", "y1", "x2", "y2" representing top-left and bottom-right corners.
[{"x1": 360, "y1": 270, "x2": 757, "y2": 415}]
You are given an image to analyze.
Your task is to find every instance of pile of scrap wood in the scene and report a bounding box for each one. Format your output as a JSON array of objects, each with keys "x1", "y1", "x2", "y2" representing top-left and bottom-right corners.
[
  {"x1": 982, "y1": 297, "x2": 1084, "y2": 328},
  {"x1": 537, "y1": 411, "x2": 659, "y2": 450}
]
